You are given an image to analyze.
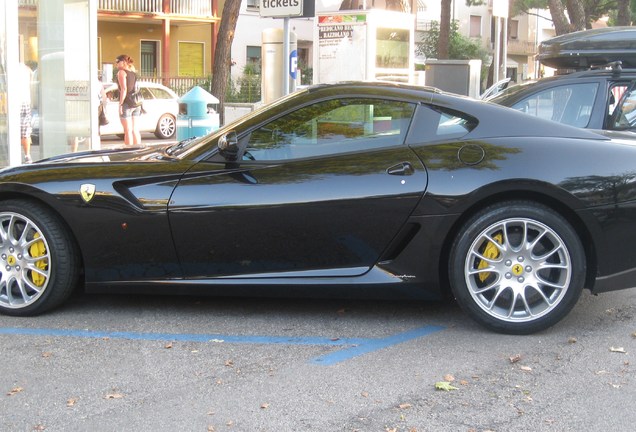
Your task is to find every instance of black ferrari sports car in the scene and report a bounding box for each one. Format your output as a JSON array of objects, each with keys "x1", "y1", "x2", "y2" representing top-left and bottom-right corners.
[{"x1": 2, "y1": 82, "x2": 636, "y2": 334}]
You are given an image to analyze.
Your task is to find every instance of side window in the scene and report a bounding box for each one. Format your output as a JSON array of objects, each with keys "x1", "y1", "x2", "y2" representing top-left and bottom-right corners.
[
  {"x1": 436, "y1": 109, "x2": 478, "y2": 138},
  {"x1": 140, "y1": 87, "x2": 153, "y2": 100},
  {"x1": 611, "y1": 86, "x2": 636, "y2": 129},
  {"x1": 245, "y1": 98, "x2": 415, "y2": 160},
  {"x1": 608, "y1": 84, "x2": 627, "y2": 116},
  {"x1": 407, "y1": 104, "x2": 477, "y2": 143},
  {"x1": 149, "y1": 87, "x2": 173, "y2": 100},
  {"x1": 511, "y1": 82, "x2": 598, "y2": 127}
]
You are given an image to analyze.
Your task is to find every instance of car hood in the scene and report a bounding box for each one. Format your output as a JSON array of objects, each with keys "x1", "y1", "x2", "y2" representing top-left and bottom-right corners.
[{"x1": 35, "y1": 144, "x2": 175, "y2": 164}]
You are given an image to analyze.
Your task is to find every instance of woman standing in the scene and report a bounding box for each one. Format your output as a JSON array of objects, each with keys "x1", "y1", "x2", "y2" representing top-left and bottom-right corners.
[{"x1": 115, "y1": 54, "x2": 141, "y2": 145}]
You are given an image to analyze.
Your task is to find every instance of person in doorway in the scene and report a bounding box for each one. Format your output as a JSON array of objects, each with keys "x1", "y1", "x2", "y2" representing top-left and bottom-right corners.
[
  {"x1": 115, "y1": 54, "x2": 141, "y2": 145},
  {"x1": 19, "y1": 62, "x2": 33, "y2": 163}
]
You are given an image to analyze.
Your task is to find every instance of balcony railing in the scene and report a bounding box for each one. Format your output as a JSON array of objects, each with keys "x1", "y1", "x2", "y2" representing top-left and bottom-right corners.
[
  {"x1": 140, "y1": 75, "x2": 212, "y2": 96},
  {"x1": 19, "y1": 0, "x2": 213, "y2": 17},
  {"x1": 487, "y1": 38, "x2": 537, "y2": 56},
  {"x1": 99, "y1": 0, "x2": 213, "y2": 17},
  {"x1": 506, "y1": 39, "x2": 537, "y2": 55},
  {"x1": 99, "y1": 0, "x2": 162, "y2": 13}
]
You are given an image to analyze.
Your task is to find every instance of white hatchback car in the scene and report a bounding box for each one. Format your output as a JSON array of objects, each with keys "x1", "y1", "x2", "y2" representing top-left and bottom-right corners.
[{"x1": 100, "y1": 81, "x2": 179, "y2": 139}]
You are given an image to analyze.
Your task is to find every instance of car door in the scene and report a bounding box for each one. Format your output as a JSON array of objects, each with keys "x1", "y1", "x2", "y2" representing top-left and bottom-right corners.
[{"x1": 168, "y1": 97, "x2": 428, "y2": 278}]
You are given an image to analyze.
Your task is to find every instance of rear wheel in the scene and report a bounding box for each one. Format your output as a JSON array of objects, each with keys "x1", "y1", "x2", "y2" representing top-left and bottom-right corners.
[
  {"x1": 155, "y1": 114, "x2": 176, "y2": 139},
  {"x1": 449, "y1": 201, "x2": 585, "y2": 334},
  {"x1": 0, "y1": 199, "x2": 79, "y2": 316}
]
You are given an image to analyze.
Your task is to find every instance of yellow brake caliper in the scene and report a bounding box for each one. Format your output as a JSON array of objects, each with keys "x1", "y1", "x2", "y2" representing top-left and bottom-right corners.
[
  {"x1": 478, "y1": 233, "x2": 503, "y2": 282},
  {"x1": 28, "y1": 233, "x2": 48, "y2": 287}
]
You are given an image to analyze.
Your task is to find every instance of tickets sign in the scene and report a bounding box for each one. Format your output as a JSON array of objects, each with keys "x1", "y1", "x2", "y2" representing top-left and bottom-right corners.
[{"x1": 260, "y1": 0, "x2": 303, "y2": 18}]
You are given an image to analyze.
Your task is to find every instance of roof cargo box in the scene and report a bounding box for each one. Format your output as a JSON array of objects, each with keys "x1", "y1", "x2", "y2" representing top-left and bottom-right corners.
[{"x1": 538, "y1": 27, "x2": 636, "y2": 70}]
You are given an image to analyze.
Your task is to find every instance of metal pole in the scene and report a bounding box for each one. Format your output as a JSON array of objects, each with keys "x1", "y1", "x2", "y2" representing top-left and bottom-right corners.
[
  {"x1": 493, "y1": 17, "x2": 500, "y2": 83},
  {"x1": 283, "y1": 17, "x2": 290, "y2": 96},
  {"x1": 502, "y1": 17, "x2": 508, "y2": 81}
]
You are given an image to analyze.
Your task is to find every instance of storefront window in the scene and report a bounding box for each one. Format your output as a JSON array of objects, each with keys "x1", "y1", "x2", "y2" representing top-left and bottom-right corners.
[{"x1": 375, "y1": 28, "x2": 409, "y2": 69}]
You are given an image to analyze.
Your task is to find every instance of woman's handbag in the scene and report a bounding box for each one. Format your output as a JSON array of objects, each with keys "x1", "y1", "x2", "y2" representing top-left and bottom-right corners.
[
  {"x1": 98, "y1": 104, "x2": 109, "y2": 126},
  {"x1": 129, "y1": 79, "x2": 144, "y2": 107}
]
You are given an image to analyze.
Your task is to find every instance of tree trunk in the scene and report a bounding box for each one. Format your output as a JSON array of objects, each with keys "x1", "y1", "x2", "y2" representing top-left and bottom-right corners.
[
  {"x1": 211, "y1": 0, "x2": 241, "y2": 125},
  {"x1": 438, "y1": 0, "x2": 451, "y2": 59},
  {"x1": 565, "y1": 0, "x2": 586, "y2": 30},
  {"x1": 547, "y1": 0, "x2": 572, "y2": 35},
  {"x1": 617, "y1": 0, "x2": 632, "y2": 25}
]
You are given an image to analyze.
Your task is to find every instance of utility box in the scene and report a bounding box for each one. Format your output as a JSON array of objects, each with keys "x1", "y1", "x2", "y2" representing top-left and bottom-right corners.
[
  {"x1": 176, "y1": 86, "x2": 220, "y2": 141},
  {"x1": 313, "y1": 10, "x2": 414, "y2": 84},
  {"x1": 424, "y1": 59, "x2": 482, "y2": 98},
  {"x1": 262, "y1": 28, "x2": 297, "y2": 104}
]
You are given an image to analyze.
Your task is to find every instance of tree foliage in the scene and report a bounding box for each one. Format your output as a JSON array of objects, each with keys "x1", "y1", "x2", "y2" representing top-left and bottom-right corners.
[
  {"x1": 417, "y1": 21, "x2": 489, "y2": 63},
  {"x1": 608, "y1": 0, "x2": 636, "y2": 25},
  {"x1": 511, "y1": 0, "x2": 633, "y2": 34}
]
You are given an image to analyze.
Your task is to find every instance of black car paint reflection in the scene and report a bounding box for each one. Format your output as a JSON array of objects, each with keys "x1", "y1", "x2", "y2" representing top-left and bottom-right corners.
[{"x1": 2, "y1": 82, "x2": 636, "y2": 334}]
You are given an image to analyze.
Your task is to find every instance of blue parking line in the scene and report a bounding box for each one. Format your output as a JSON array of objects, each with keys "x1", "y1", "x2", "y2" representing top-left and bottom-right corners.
[
  {"x1": 311, "y1": 325, "x2": 445, "y2": 365},
  {"x1": 0, "y1": 325, "x2": 444, "y2": 365}
]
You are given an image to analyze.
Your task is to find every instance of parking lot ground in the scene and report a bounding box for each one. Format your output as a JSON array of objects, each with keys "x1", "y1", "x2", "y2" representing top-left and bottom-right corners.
[{"x1": 1, "y1": 289, "x2": 635, "y2": 431}]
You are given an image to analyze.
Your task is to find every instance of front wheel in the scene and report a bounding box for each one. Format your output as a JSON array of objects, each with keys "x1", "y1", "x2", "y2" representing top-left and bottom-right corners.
[
  {"x1": 155, "y1": 114, "x2": 176, "y2": 139},
  {"x1": 449, "y1": 201, "x2": 585, "y2": 334},
  {"x1": 0, "y1": 199, "x2": 79, "y2": 316}
]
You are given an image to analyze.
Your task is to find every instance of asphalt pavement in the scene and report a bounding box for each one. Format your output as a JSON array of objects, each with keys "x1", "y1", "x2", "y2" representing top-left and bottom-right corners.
[{"x1": 1, "y1": 287, "x2": 635, "y2": 431}]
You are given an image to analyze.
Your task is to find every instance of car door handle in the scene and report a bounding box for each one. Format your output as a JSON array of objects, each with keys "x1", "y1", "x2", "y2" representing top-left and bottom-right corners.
[{"x1": 387, "y1": 162, "x2": 414, "y2": 176}]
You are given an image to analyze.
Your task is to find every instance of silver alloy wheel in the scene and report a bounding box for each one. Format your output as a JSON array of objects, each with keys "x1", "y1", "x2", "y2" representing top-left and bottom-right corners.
[
  {"x1": 464, "y1": 217, "x2": 571, "y2": 323},
  {"x1": 0, "y1": 211, "x2": 51, "y2": 309},
  {"x1": 157, "y1": 114, "x2": 176, "y2": 138}
]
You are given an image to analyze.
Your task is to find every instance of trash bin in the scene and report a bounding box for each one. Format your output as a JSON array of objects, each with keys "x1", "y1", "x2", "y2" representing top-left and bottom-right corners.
[{"x1": 176, "y1": 86, "x2": 220, "y2": 141}]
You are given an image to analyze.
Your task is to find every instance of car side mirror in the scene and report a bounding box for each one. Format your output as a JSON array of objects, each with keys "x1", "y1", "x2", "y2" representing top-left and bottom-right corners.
[{"x1": 218, "y1": 131, "x2": 240, "y2": 161}]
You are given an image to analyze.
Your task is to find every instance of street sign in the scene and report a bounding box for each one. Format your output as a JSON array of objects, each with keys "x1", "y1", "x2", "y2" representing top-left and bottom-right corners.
[
  {"x1": 492, "y1": 0, "x2": 509, "y2": 18},
  {"x1": 260, "y1": 0, "x2": 303, "y2": 18}
]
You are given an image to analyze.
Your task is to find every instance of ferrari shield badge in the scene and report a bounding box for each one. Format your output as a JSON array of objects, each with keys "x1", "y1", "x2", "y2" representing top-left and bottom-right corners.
[{"x1": 80, "y1": 183, "x2": 96, "y2": 203}]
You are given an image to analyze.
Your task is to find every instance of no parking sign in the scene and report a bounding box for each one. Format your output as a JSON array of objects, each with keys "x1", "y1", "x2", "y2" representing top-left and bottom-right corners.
[{"x1": 289, "y1": 49, "x2": 298, "y2": 80}]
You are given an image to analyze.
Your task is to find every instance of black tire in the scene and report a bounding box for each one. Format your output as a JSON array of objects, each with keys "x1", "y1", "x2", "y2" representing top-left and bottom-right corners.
[
  {"x1": 449, "y1": 201, "x2": 585, "y2": 334},
  {"x1": 0, "y1": 199, "x2": 80, "y2": 316},
  {"x1": 155, "y1": 114, "x2": 176, "y2": 139}
]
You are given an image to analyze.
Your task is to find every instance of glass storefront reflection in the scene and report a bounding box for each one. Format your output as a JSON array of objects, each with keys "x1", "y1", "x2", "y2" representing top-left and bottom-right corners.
[
  {"x1": 0, "y1": 0, "x2": 92, "y2": 167},
  {"x1": 0, "y1": 7, "x2": 7, "y2": 166}
]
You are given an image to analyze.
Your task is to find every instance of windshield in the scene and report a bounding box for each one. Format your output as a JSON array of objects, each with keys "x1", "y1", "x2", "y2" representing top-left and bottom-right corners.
[{"x1": 488, "y1": 81, "x2": 538, "y2": 104}]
